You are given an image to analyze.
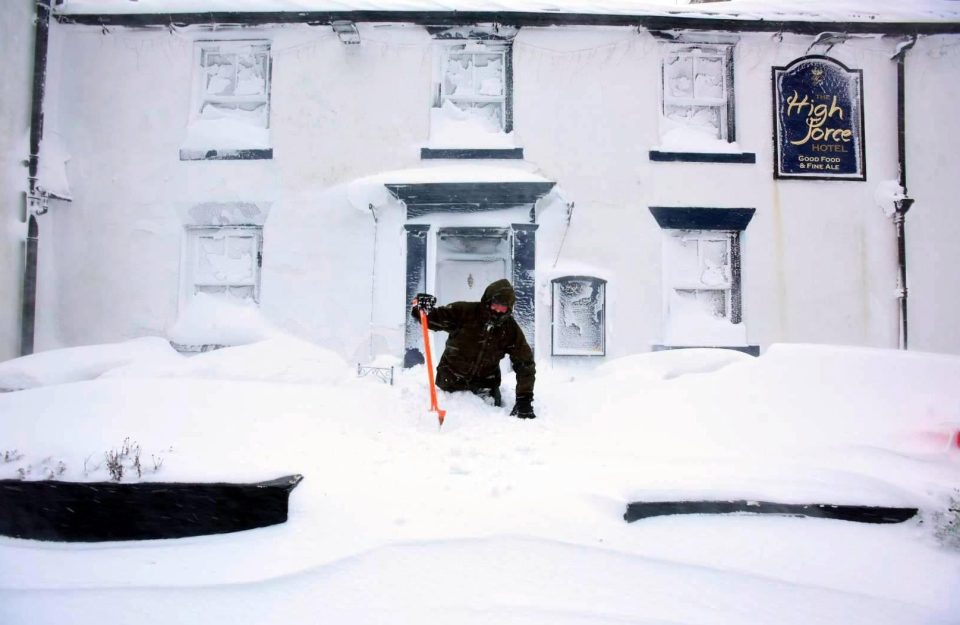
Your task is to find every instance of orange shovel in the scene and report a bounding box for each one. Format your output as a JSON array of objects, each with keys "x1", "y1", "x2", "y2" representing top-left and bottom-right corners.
[{"x1": 417, "y1": 304, "x2": 447, "y2": 427}]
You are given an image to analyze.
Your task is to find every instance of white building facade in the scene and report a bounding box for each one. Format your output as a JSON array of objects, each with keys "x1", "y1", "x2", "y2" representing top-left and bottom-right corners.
[
  {"x1": 8, "y1": 1, "x2": 960, "y2": 365},
  {"x1": 0, "y1": 1, "x2": 38, "y2": 362}
]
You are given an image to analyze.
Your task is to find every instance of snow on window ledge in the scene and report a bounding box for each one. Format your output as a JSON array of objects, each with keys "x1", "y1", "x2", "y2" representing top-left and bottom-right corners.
[
  {"x1": 180, "y1": 119, "x2": 272, "y2": 161},
  {"x1": 427, "y1": 102, "x2": 517, "y2": 150},
  {"x1": 663, "y1": 303, "x2": 747, "y2": 348},
  {"x1": 652, "y1": 125, "x2": 750, "y2": 158}
]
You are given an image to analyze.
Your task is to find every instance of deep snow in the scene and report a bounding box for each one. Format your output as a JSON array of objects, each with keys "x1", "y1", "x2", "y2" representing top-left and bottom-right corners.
[{"x1": 1, "y1": 338, "x2": 958, "y2": 624}]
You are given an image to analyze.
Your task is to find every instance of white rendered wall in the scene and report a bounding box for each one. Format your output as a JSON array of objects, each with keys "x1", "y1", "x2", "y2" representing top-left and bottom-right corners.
[
  {"x1": 904, "y1": 35, "x2": 960, "y2": 355},
  {"x1": 39, "y1": 22, "x2": 960, "y2": 362},
  {"x1": 0, "y1": 0, "x2": 35, "y2": 361},
  {"x1": 517, "y1": 29, "x2": 904, "y2": 357},
  {"x1": 734, "y1": 32, "x2": 901, "y2": 351}
]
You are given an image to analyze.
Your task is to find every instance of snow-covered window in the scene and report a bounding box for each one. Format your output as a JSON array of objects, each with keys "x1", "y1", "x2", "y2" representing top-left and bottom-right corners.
[
  {"x1": 551, "y1": 276, "x2": 606, "y2": 356},
  {"x1": 198, "y1": 40, "x2": 270, "y2": 127},
  {"x1": 662, "y1": 228, "x2": 747, "y2": 346},
  {"x1": 184, "y1": 226, "x2": 263, "y2": 304},
  {"x1": 661, "y1": 43, "x2": 734, "y2": 143},
  {"x1": 182, "y1": 40, "x2": 272, "y2": 160},
  {"x1": 428, "y1": 33, "x2": 515, "y2": 150},
  {"x1": 666, "y1": 231, "x2": 735, "y2": 320},
  {"x1": 440, "y1": 43, "x2": 507, "y2": 130}
]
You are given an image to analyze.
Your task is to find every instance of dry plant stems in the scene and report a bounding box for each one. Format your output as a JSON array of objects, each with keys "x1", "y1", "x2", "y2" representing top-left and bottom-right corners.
[
  {"x1": 8, "y1": 438, "x2": 165, "y2": 482},
  {"x1": 103, "y1": 438, "x2": 160, "y2": 482},
  {"x1": 2, "y1": 450, "x2": 24, "y2": 463},
  {"x1": 932, "y1": 489, "x2": 960, "y2": 550}
]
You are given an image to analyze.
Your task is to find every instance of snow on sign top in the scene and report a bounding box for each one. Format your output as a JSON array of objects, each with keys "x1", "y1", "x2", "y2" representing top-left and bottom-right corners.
[{"x1": 53, "y1": 0, "x2": 960, "y2": 23}]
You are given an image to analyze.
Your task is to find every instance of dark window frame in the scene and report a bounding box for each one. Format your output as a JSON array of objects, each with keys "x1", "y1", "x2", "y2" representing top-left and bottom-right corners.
[
  {"x1": 182, "y1": 39, "x2": 273, "y2": 162},
  {"x1": 430, "y1": 33, "x2": 516, "y2": 143},
  {"x1": 550, "y1": 275, "x2": 607, "y2": 357},
  {"x1": 649, "y1": 206, "x2": 757, "y2": 351}
]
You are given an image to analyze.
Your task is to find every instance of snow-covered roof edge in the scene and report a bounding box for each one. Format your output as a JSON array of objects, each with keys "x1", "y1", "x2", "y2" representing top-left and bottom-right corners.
[{"x1": 53, "y1": 1, "x2": 960, "y2": 31}]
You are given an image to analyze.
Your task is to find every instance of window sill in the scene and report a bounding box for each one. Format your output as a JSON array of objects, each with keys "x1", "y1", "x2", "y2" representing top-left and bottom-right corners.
[
  {"x1": 421, "y1": 147, "x2": 524, "y2": 160},
  {"x1": 652, "y1": 344, "x2": 760, "y2": 357},
  {"x1": 179, "y1": 148, "x2": 273, "y2": 161},
  {"x1": 649, "y1": 151, "x2": 756, "y2": 164}
]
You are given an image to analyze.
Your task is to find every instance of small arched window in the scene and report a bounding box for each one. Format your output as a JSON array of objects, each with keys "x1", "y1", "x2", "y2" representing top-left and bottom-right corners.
[{"x1": 551, "y1": 276, "x2": 606, "y2": 356}]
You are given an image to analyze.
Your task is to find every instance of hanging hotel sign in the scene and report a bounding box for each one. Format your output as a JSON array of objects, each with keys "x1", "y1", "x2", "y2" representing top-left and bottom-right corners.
[{"x1": 773, "y1": 55, "x2": 865, "y2": 180}]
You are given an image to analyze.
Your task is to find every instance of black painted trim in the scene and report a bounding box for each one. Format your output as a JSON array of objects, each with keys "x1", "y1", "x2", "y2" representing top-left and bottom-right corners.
[
  {"x1": 648, "y1": 206, "x2": 756, "y2": 231},
  {"x1": 652, "y1": 344, "x2": 760, "y2": 357},
  {"x1": 386, "y1": 181, "x2": 555, "y2": 218},
  {"x1": 180, "y1": 148, "x2": 274, "y2": 161},
  {"x1": 649, "y1": 151, "x2": 756, "y2": 164},
  {"x1": 730, "y1": 231, "x2": 742, "y2": 324},
  {"x1": 421, "y1": 148, "x2": 524, "y2": 160},
  {"x1": 550, "y1": 276, "x2": 607, "y2": 357},
  {"x1": 511, "y1": 224, "x2": 539, "y2": 355},
  {"x1": 403, "y1": 224, "x2": 431, "y2": 368},
  {"x1": 624, "y1": 500, "x2": 917, "y2": 524},
  {"x1": 0, "y1": 475, "x2": 303, "y2": 542},
  {"x1": 53, "y1": 11, "x2": 960, "y2": 35},
  {"x1": 505, "y1": 42, "x2": 514, "y2": 133}
]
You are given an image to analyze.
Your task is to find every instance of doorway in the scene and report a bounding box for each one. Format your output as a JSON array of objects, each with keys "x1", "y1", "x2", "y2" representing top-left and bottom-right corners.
[
  {"x1": 434, "y1": 227, "x2": 511, "y2": 354},
  {"x1": 435, "y1": 227, "x2": 511, "y2": 305}
]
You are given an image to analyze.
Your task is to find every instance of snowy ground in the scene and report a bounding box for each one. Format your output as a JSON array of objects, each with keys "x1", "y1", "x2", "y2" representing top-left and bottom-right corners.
[{"x1": 1, "y1": 337, "x2": 958, "y2": 624}]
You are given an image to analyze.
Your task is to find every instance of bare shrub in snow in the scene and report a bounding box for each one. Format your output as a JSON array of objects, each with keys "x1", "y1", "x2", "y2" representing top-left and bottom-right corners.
[
  {"x1": 2, "y1": 449, "x2": 24, "y2": 463},
  {"x1": 10, "y1": 456, "x2": 66, "y2": 481},
  {"x1": 102, "y1": 438, "x2": 164, "y2": 482},
  {"x1": 932, "y1": 490, "x2": 960, "y2": 550}
]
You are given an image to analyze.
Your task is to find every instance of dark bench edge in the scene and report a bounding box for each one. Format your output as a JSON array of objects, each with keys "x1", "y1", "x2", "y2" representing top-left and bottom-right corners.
[{"x1": 624, "y1": 500, "x2": 918, "y2": 524}]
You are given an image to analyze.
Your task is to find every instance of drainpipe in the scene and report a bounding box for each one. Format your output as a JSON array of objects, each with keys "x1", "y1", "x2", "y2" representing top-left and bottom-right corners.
[
  {"x1": 892, "y1": 35, "x2": 917, "y2": 351},
  {"x1": 20, "y1": 0, "x2": 52, "y2": 356}
]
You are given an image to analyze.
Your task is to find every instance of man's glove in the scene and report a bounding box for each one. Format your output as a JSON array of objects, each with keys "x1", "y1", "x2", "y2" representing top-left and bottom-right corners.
[
  {"x1": 413, "y1": 293, "x2": 436, "y2": 315},
  {"x1": 510, "y1": 394, "x2": 536, "y2": 419}
]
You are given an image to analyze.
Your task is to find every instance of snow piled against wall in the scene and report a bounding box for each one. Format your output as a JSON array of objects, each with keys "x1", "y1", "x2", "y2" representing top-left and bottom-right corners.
[
  {"x1": 167, "y1": 292, "x2": 278, "y2": 346},
  {"x1": 0, "y1": 337, "x2": 181, "y2": 391},
  {"x1": 103, "y1": 334, "x2": 351, "y2": 385}
]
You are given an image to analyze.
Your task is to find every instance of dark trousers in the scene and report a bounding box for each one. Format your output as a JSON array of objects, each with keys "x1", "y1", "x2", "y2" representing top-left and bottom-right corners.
[{"x1": 436, "y1": 367, "x2": 503, "y2": 407}]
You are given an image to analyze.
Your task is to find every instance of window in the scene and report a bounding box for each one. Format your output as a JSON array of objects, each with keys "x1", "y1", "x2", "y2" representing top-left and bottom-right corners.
[
  {"x1": 439, "y1": 42, "x2": 508, "y2": 132},
  {"x1": 197, "y1": 41, "x2": 270, "y2": 128},
  {"x1": 182, "y1": 40, "x2": 272, "y2": 160},
  {"x1": 551, "y1": 276, "x2": 606, "y2": 356},
  {"x1": 184, "y1": 226, "x2": 263, "y2": 304},
  {"x1": 425, "y1": 26, "x2": 518, "y2": 156},
  {"x1": 426, "y1": 27, "x2": 517, "y2": 155},
  {"x1": 660, "y1": 43, "x2": 734, "y2": 143},
  {"x1": 662, "y1": 228, "x2": 746, "y2": 346},
  {"x1": 665, "y1": 230, "x2": 737, "y2": 322},
  {"x1": 650, "y1": 206, "x2": 754, "y2": 349}
]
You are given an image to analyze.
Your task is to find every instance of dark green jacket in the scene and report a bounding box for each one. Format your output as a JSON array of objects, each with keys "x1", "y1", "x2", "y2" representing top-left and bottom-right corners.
[{"x1": 413, "y1": 279, "x2": 535, "y2": 398}]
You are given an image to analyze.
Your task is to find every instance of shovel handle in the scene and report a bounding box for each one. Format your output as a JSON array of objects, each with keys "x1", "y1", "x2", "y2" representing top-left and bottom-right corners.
[{"x1": 417, "y1": 303, "x2": 446, "y2": 426}]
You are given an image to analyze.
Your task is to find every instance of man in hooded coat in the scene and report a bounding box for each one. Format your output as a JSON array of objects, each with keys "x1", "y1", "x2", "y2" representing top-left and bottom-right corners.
[{"x1": 411, "y1": 279, "x2": 536, "y2": 419}]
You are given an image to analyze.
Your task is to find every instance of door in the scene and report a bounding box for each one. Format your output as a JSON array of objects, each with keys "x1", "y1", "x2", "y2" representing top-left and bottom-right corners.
[
  {"x1": 434, "y1": 228, "x2": 511, "y2": 355},
  {"x1": 437, "y1": 259, "x2": 507, "y2": 306}
]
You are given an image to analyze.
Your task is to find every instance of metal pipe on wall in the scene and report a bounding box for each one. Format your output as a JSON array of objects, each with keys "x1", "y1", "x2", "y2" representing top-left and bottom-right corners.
[
  {"x1": 20, "y1": 0, "x2": 52, "y2": 356},
  {"x1": 893, "y1": 35, "x2": 917, "y2": 351}
]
